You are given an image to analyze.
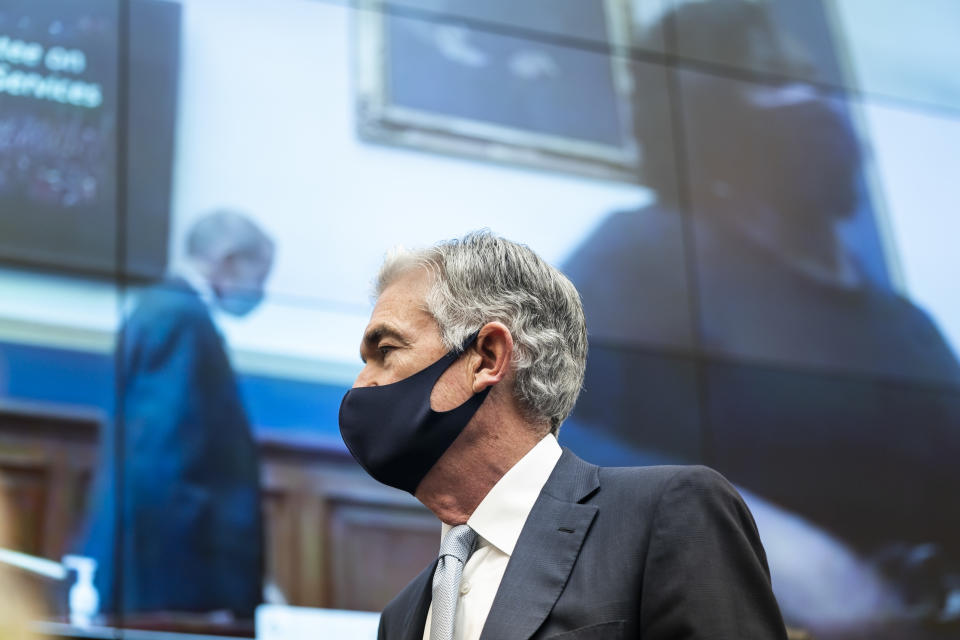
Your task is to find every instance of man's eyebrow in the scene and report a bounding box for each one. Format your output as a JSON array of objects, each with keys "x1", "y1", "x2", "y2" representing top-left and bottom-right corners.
[{"x1": 359, "y1": 324, "x2": 410, "y2": 362}]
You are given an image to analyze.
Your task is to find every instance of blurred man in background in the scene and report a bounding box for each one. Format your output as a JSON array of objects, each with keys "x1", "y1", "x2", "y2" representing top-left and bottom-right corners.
[{"x1": 81, "y1": 210, "x2": 274, "y2": 618}]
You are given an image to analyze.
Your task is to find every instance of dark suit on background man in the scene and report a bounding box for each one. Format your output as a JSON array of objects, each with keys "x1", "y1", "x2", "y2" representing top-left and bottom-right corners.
[{"x1": 379, "y1": 450, "x2": 784, "y2": 639}]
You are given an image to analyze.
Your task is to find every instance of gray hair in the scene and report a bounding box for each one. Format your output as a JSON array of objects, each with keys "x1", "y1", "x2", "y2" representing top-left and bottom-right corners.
[
  {"x1": 376, "y1": 231, "x2": 587, "y2": 433},
  {"x1": 185, "y1": 209, "x2": 274, "y2": 265}
]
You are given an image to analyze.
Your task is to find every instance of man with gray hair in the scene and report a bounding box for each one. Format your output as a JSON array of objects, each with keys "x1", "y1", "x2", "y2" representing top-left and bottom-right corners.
[
  {"x1": 182, "y1": 209, "x2": 276, "y2": 316},
  {"x1": 339, "y1": 231, "x2": 786, "y2": 639},
  {"x1": 82, "y1": 210, "x2": 273, "y2": 617}
]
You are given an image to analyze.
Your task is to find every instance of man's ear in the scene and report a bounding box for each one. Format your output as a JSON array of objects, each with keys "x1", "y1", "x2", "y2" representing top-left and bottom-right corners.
[{"x1": 471, "y1": 322, "x2": 513, "y2": 393}]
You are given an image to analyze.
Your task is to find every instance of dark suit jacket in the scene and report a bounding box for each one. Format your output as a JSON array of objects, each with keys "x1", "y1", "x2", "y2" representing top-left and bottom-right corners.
[
  {"x1": 81, "y1": 279, "x2": 263, "y2": 616},
  {"x1": 379, "y1": 450, "x2": 786, "y2": 639}
]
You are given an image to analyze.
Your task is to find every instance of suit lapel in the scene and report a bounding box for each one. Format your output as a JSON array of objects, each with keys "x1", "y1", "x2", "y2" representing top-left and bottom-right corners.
[
  {"x1": 399, "y1": 559, "x2": 437, "y2": 640},
  {"x1": 478, "y1": 450, "x2": 600, "y2": 640}
]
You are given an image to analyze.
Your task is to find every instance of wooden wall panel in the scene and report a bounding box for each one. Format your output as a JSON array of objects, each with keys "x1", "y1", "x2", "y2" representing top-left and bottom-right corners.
[
  {"x1": 325, "y1": 495, "x2": 438, "y2": 611},
  {"x1": 0, "y1": 403, "x2": 440, "y2": 614},
  {"x1": 0, "y1": 401, "x2": 98, "y2": 560},
  {"x1": 0, "y1": 462, "x2": 49, "y2": 555}
]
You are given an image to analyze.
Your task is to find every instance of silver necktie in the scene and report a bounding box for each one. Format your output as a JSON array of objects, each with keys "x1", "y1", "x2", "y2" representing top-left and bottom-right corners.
[{"x1": 430, "y1": 524, "x2": 478, "y2": 640}]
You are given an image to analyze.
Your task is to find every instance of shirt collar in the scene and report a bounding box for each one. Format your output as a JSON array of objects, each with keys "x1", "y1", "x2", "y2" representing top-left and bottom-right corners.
[
  {"x1": 440, "y1": 433, "x2": 562, "y2": 557},
  {"x1": 175, "y1": 262, "x2": 217, "y2": 309}
]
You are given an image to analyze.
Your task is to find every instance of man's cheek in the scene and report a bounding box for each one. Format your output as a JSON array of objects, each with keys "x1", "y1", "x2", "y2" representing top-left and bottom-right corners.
[{"x1": 430, "y1": 366, "x2": 471, "y2": 412}]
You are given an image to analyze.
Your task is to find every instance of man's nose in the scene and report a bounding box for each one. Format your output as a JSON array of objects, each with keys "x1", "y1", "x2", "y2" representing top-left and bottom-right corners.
[{"x1": 353, "y1": 365, "x2": 379, "y2": 389}]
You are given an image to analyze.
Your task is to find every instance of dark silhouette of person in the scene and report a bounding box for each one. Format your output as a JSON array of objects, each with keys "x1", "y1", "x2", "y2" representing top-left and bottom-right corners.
[{"x1": 562, "y1": 1, "x2": 960, "y2": 633}]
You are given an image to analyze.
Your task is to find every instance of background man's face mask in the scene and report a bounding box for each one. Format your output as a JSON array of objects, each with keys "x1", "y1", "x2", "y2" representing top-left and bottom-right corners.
[
  {"x1": 214, "y1": 252, "x2": 272, "y2": 317},
  {"x1": 338, "y1": 332, "x2": 490, "y2": 494},
  {"x1": 215, "y1": 287, "x2": 264, "y2": 317}
]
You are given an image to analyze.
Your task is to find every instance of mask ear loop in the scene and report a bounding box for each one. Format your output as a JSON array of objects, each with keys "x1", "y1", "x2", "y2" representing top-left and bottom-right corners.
[{"x1": 453, "y1": 329, "x2": 482, "y2": 356}]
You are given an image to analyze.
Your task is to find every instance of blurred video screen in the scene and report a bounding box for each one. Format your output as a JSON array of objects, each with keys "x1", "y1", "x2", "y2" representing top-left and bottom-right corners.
[{"x1": 0, "y1": 0, "x2": 179, "y2": 279}]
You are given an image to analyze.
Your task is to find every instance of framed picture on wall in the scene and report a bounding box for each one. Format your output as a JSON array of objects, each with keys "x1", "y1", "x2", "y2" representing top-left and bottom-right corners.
[{"x1": 354, "y1": 0, "x2": 640, "y2": 182}]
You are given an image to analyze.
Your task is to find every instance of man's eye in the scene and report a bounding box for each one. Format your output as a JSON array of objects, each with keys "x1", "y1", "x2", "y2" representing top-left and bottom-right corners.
[{"x1": 378, "y1": 345, "x2": 396, "y2": 357}]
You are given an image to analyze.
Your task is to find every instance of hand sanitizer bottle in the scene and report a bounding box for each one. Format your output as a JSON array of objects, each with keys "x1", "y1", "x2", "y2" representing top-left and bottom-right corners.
[{"x1": 62, "y1": 555, "x2": 98, "y2": 628}]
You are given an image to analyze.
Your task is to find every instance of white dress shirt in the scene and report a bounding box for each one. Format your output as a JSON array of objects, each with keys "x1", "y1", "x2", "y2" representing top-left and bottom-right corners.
[
  {"x1": 421, "y1": 434, "x2": 563, "y2": 640},
  {"x1": 176, "y1": 263, "x2": 217, "y2": 308}
]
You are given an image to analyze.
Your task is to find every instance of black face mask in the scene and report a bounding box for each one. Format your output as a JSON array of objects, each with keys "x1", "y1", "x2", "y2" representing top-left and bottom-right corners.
[{"x1": 338, "y1": 333, "x2": 491, "y2": 494}]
